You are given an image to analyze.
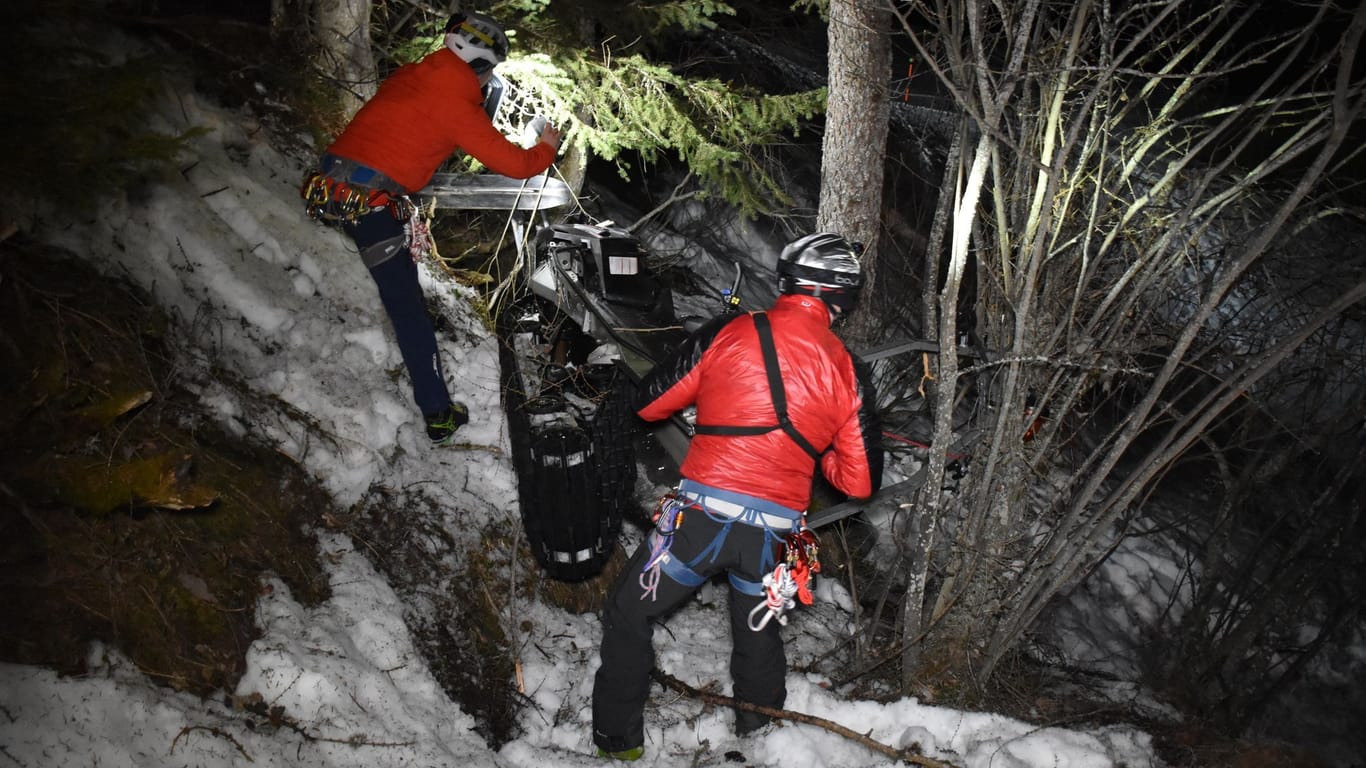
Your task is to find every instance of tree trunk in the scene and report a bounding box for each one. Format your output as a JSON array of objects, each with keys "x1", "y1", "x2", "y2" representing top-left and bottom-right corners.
[
  {"x1": 818, "y1": 0, "x2": 892, "y2": 345},
  {"x1": 314, "y1": 0, "x2": 377, "y2": 120}
]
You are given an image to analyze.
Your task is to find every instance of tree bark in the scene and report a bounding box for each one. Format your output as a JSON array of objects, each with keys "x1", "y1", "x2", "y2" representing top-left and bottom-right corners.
[
  {"x1": 818, "y1": 0, "x2": 892, "y2": 344},
  {"x1": 314, "y1": 0, "x2": 377, "y2": 120}
]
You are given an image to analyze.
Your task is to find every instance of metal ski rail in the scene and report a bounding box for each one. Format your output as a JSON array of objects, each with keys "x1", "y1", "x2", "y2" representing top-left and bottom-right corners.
[
  {"x1": 413, "y1": 173, "x2": 574, "y2": 211},
  {"x1": 857, "y1": 337, "x2": 985, "y2": 364},
  {"x1": 805, "y1": 430, "x2": 978, "y2": 530}
]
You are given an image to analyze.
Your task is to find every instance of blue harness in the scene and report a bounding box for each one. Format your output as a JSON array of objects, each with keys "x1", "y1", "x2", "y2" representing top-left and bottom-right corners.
[{"x1": 645, "y1": 480, "x2": 802, "y2": 597}]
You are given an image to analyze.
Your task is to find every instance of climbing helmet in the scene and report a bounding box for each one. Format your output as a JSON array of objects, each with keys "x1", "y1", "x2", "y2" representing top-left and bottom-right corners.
[
  {"x1": 776, "y1": 232, "x2": 864, "y2": 315},
  {"x1": 444, "y1": 11, "x2": 509, "y2": 75}
]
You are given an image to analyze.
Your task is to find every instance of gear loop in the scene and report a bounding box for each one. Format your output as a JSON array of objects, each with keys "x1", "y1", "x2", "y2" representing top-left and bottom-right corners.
[{"x1": 747, "y1": 528, "x2": 821, "y2": 631}]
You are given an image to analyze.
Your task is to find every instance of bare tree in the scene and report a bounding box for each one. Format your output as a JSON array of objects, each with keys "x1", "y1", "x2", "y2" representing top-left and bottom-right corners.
[{"x1": 884, "y1": 0, "x2": 1366, "y2": 706}]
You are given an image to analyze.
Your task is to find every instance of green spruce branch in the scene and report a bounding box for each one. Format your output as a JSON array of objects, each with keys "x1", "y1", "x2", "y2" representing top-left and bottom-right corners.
[{"x1": 491, "y1": 0, "x2": 826, "y2": 216}]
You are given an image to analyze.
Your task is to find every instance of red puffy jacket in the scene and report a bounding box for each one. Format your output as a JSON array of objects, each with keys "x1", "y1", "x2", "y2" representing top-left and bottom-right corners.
[
  {"x1": 636, "y1": 294, "x2": 883, "y2": 511},
  {"x1": 326, "y1": 48, "x2": 555, "y2": 193}
]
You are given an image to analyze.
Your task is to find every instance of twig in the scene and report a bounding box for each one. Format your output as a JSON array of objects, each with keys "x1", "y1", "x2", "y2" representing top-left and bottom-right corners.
[
  {"x1": 629, "y1": 172, "x2": 697, "y2": 233},
  {"x1": 438, "y1": 441, "x2": 505, "y2": 455},
  {"x1": 171, "y1": 725, "x2": 253, "y2": 763},
  {"x1": 651, "y1": 669, "x2": 958, "y2": 767}
]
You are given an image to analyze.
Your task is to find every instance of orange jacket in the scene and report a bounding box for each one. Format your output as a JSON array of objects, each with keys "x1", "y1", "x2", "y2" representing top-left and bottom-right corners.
[
  {"x1": 326, "y1": 48, "x2": 554, "y2": 193},
  {"x1": 635, "y1": 295, "x2": 883, "y2": 511}
]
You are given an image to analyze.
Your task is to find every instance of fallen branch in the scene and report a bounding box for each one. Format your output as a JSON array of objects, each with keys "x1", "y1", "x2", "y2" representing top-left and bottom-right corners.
[{"x1": 651, "y1": 669, "x2": 957, "y2": 768}]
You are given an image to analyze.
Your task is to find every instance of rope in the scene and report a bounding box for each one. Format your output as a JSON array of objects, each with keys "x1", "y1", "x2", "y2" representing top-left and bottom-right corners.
[
  {"x1": 748, "y1": 564, "x2": 798, "y2": 631},
  {"x1": 747, "y1": 528, "x2": 820, "y2": 631},
  {"x1": 404, "y1": 197, "x2": 436, "y2": 263}
]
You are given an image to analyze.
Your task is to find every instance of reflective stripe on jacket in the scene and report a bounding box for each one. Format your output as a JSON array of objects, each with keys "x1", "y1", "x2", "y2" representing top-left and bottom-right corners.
[
  {"x1": 325, "y1": 48, "x2": 555, "y2": 193},
  {"x1": 635, "y1": 294, "x2": 883, "y2": 511}
]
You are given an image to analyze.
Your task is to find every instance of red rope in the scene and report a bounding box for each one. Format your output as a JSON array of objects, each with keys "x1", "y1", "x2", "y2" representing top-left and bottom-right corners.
[{"x1": 880, "y1": 430, "x2": 968, "y2": 461}]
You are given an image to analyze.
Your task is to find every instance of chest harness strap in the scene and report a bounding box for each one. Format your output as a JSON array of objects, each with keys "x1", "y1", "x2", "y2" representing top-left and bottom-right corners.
[{"x1": 692, "y1": 312, "x2": 824, "y2": 462}]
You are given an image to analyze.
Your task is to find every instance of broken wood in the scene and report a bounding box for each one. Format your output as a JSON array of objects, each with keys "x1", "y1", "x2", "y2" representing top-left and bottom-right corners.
[{"x1": 651, "y1": 669, "x2": 958, "y2": 767}]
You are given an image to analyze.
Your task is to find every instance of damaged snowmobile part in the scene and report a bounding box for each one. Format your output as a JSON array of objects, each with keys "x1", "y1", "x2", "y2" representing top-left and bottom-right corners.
[{"x1": 412, "y1": 173, "x2": 573, "y2": 211}]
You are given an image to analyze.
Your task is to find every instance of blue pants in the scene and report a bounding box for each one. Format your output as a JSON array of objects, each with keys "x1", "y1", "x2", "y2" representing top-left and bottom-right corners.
[
  {"x1": 342, "y1": 207, "x2": 451, "y2": 417},
  {"x1": 591, "y1": 508, "x2": 787, "y2": 753}
]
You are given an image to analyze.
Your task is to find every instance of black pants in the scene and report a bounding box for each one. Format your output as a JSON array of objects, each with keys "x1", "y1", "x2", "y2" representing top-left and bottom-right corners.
[
  {"x1": 341, "y1": 208, "x2": 451, "y2": 417},
  {"x1": 592, "y1": 508, "x2": 787, "y2": 753}
]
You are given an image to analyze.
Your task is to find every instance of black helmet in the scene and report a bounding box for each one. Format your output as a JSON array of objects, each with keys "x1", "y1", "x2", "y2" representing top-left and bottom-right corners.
[
  {"x1": 777, "y1": 232, "x2": 863, "y2": 315},
  {"x1": 444, "y1": 11, "x2": 509, "y2": 75}
]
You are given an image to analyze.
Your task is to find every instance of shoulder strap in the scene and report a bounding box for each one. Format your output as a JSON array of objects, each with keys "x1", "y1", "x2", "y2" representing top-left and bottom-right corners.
[
  {"x1": 694, "y1": 312, "x2": 823, "y2": 461},
  {"x1": 752, "y1": 313, "x2": 824, "y2": 461}
]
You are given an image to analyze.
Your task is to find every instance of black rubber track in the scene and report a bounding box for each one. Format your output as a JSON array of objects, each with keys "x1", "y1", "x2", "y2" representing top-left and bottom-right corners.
[{"x1": 497, "y1": 298, "x2": 636, "y2": 580}]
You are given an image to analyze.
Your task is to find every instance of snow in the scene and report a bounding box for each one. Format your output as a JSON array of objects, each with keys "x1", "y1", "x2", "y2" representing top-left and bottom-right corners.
[{"x1": 0, "y1": 53, "x2": 1175, "y2": 768}]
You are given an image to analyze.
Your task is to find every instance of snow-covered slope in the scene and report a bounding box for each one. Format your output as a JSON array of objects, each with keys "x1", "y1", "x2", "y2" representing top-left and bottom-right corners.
[{"x1": 0, "y1": 37, "x2": 1170, "y2": 768}]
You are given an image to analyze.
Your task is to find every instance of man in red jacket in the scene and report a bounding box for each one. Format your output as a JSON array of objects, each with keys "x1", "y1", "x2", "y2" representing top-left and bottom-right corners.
[
  {"x1": 591, "y1": 233, "x2": 884, "y2": 761},
  {"x1": 305, "y1": 12, "x2": 561, "y2": 445}
]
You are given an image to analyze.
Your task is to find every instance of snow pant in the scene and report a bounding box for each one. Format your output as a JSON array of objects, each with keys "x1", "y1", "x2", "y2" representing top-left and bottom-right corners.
[
  {"x1": 342, "y1": 207, "x2": 451, "y2": 418},
  {"x1": 591, "y1": 493, "x2": 793, "y2": 753}
]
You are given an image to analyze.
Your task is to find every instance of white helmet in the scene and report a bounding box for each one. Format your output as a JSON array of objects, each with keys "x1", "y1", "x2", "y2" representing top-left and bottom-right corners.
[
  {"x1": 444, "y1": 11, "x2": 509, "y2": 75},
  {"x1": 777, "y1": 232, "x2": 863, "y2": 314}
]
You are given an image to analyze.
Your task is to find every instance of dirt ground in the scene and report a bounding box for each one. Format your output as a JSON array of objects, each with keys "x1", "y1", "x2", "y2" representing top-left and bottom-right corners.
[
  {"x1": 0, "y1": 236, "x2": 330, "y2": 696},
  {"x1": 0, "y1": 234, "x2": 619, "y2": 746}
]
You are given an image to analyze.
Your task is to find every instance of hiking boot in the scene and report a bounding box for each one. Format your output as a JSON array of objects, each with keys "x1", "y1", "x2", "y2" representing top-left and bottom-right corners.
[
  {"x1": 735, "y1": 710, "x2": 771, "y2": 737},
  {"x1": 596, "y1": 746, "x2": 644, "y2": 761},
  {"x1": 424, "y1": 403, "x2": 469, "y2": 445}
]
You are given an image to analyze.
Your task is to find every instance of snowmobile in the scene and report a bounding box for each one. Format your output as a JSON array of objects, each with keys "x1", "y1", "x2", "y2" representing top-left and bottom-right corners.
[
  {"x1": 416, "y1": 173, "x2": 686, "y2": 581},
  {"x1": 415, "y1": 170, "x2": 970, "y2": 582},
  {"x1": 496, "y1": 220, "x2": 688, "y2": 581}
]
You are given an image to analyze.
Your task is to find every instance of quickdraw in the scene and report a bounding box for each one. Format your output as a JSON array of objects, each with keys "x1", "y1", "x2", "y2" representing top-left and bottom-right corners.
[
  {"x1": 300, "y1": 172, "x2": 404, "y2": 224},
  {"x1": 747, "y1": 528, "x2": 820, "y2": 631}
]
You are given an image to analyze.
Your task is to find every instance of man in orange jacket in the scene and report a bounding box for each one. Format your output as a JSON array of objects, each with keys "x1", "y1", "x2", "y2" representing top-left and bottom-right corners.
[{"x1": 307, "y1": 12, "x2": 561, "y2": 445}]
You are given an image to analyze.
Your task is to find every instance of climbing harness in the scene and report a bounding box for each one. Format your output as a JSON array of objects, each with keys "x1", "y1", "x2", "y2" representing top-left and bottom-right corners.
[
  {"x1": 747, "y1": 528, "x2": 821, "y2": 631},
  {"x1": 302, "y1": 171, "x2": 383, "y2": 222},
  {"x1": 693, "y1": 312, "x2": 824, "y2": 462},
  {"x1": 301, "y1": 164, "x2": 436, "y2": 264},
  {"x1": 637, "y1": 480, "x2": 807, "y2": 615}
]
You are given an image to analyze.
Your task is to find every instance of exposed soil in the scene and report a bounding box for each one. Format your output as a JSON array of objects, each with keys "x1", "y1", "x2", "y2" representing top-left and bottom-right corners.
[
  {"x1": 0, "y1": 236, "x2": 331, "y2": 695},
  {"x1": 0, "y1": 233, "x2": 624, "y2": 747}
]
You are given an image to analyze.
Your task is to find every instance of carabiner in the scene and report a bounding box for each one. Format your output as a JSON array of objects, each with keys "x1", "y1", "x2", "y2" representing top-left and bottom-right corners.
[{"x1": 748, "y1": 600, "x2": 780, "y2": 631}]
